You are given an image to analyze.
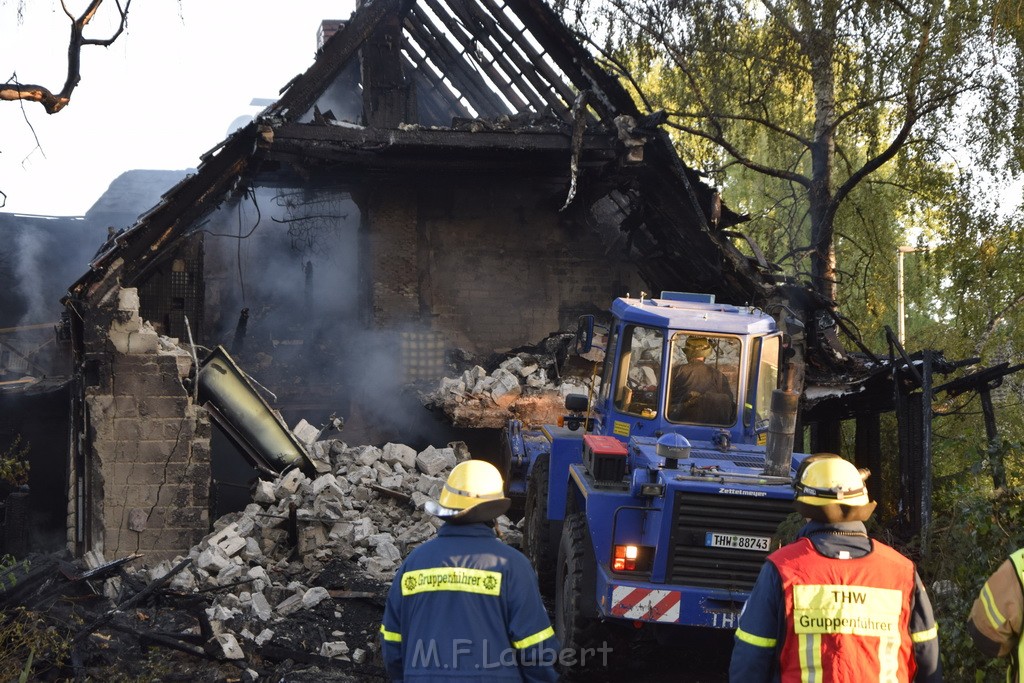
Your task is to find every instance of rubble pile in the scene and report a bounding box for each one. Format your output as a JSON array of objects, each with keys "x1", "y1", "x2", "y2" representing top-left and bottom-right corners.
[
  {"x1": 2, "y1": 435, "x2": 524, "y2": 682},
  {"x1": 425, "y1": 351, "x2": 602, "y2": 428},
  {"x1": 123, "y1": 436, "x2": 522, "y2": 676}
]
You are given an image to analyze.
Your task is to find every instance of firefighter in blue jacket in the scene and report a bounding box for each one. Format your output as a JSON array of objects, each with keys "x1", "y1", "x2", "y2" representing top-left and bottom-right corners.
[
  {"x1": 379, "y1": 459, "x2": 560, "y2": 682},
  {"x1": 729, "y1": 453, "x2": 942, "y2": 682}
]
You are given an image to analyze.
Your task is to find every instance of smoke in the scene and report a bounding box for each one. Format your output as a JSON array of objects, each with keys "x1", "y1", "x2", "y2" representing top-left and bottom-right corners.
[
  {"x1": 201, "y1": 185, "x2": 451, "y2": 447},
  {"x1": 0, "y1": 216, "x2": 107, "y2": 376},
  {"x1": 13, "y1": 228, "x2": 47, "y2": 328}
]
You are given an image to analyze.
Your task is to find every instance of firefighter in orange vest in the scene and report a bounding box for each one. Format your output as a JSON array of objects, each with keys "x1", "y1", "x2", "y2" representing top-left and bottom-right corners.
[
  {"x1": 729, "y1": 453, "x2": 942, "y2": 682},
  {"x1": 967, "y1": 546, "x2": 1024, "y2": 679}
]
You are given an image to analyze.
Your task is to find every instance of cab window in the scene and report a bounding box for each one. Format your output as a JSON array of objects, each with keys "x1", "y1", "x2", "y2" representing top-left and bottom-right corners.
[
  {"x1": 599, "y1": 325, "x2": 619, "y2": 405},
  {"x1": 613, "y1": 325, "x2": 663, "y2": 419},
  {"x1": 745, "y1": 335, "x2": 781, "y2": 430},
  {"x1": 667, "y1": 333, "x2": 740, "y2": 426}
]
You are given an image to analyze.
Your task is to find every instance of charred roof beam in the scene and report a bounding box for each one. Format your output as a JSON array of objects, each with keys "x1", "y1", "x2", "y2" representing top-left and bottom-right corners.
[
  {"x1": 428, "y1": 0, "x2": 570, "y2": 120},
  {"x1": 401, "y1": 48, "x2": 476, "y2": 121},
  {"x1": 420, "y1": 0, "x2": 535, "y2": 113},
  {"x1": 500, "y1": 0, "x2": 640, "y2": 121},
  {"x1": 477, "y1": 0, "x2": 586, "y2": 115},
  {"x1": 405, "y1": 6, "x2": 512, "y2": 117},
  {"x1": 269, "y1": 0, "x2": 413, "y2": 122}
]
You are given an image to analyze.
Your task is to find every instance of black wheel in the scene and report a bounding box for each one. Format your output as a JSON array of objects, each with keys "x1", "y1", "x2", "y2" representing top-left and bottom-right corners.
[
  {"x1": 554, "y1": 511, "x2": 606, "y2": 677},
  {"x1": 523, "y1": 458, "x2": 555, "y2": 595}
]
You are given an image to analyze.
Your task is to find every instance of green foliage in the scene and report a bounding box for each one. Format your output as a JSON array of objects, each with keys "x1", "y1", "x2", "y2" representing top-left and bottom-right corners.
[
  {"x1": 0, "y1": 435, "x2": 29, "y2": 487},
  {"x1": 0, "y1": 606, "x2": 71, "y2": 682},
  {"x1": 0, "y1": 553, "x2": 30, "y2": 593},
  {"x1": 564, "y1": 0, "x2": 1023, "y2": 306},
  {"x1": 922, "y1": 481, "x2": 1024, "y2": 681}
]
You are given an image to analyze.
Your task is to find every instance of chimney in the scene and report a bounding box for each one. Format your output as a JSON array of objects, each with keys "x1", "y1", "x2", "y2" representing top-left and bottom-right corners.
[{"x1": 318, "y1": 20, "x2": 346, "y2": 50}]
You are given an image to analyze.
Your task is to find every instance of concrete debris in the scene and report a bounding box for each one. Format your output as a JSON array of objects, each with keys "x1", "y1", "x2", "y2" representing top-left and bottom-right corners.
[
  {"x1": 424, "y1": 351, "x2": 601, "y2": 428},
  {"x1": 116, "y1": 433, "x2": 526, "y2": 675}
]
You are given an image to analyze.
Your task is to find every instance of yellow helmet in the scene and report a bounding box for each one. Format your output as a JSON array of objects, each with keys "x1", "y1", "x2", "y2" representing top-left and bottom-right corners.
[
  {"x1": 794, "y1": 454, "x2": 871, "y2": 507},
  {"x1": 424, "y1": 460, "x2": 511, "y2": 524},
  {"x1": 683, "y1": 336, "x2": 712, "y2": 359}
]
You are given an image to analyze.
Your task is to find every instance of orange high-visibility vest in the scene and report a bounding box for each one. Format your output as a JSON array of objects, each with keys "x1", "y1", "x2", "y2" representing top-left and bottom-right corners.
[{"x1": 770, "y1": 537, "x2": 916, "y2": 683}]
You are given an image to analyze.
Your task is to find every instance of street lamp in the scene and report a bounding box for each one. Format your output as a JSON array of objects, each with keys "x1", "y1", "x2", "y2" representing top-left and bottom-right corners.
[{"x1": 897, "y1": 245, "x2": 929, "y2": 346}]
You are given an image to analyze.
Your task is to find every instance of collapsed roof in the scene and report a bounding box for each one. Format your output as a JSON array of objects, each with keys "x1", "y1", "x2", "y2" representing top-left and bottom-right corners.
[{"x1": 67, "y1": 0, "x2": 795, "y2": 314}]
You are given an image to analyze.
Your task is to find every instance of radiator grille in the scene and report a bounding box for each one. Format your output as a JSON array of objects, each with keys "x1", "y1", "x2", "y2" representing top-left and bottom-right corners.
[{"x1": 668, "y1": 491, "x2": 793, "y2": 591}]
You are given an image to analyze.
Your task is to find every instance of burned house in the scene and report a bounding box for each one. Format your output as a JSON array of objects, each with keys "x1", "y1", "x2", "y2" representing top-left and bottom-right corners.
[{"x1": 53, "y1": 0, "x2": 985, "y2": 565}]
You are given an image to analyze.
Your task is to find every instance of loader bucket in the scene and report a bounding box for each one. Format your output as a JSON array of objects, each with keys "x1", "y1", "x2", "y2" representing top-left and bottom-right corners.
[{"x1": 196, "y1": 345, "x2": 316, "y2": 476}]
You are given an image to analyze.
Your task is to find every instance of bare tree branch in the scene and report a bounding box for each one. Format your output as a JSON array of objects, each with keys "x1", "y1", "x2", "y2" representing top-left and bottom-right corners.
[{"x1": 0, "y1": 0, "x2": 132, "y2": 114}]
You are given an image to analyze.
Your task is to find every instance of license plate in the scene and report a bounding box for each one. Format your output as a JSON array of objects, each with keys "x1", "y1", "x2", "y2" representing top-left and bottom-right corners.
[{"x1": 705, "y1": 532, "x2": 770, "y2": 551}]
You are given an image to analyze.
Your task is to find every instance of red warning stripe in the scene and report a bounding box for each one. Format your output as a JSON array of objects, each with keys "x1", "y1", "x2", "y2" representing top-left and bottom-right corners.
[{"x1": 610, "y1": 587, "x2": 650, "y2": 617}]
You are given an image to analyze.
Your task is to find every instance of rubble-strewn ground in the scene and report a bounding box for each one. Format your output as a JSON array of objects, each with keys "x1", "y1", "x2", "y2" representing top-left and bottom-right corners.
[{"x1": 1, "y1": 437, "x2": 528, "y2": 682}]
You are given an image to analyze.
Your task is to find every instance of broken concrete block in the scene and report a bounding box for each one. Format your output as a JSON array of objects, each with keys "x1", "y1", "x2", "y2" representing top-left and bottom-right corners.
[
  {"x1": 415, "y1": 446, "x2": 457, "y2": 476},
  {"x1": 292, "y1": 419, "x2": 321, "y2": 445},
  {"x1": 352, "y1": 518, "x2": 377, "y2": 544},
  {"x1": 329, "y1": 521, "x2": 355, "y2": 543},
  {"x1": 353, "y1": 445, "x2": 383, "y2": 467},
  {"x1": 250, "y1": 591, "x2": 272, "y2": 621},
  {"x1": 170, "y1": 567, "x2": 197, "y2": 592},
  {"x1": 382, "y1": 442, "x2": 417, "y2": 469},
  {"x1": 519, "y1": 363, "x2": 539, "y2": 377},
  {"x1": 498, "y1": 356, "x2": 525, "y2": 375},
  {"x1": 366, "y1": 532, "x2": 395, "y2": 547},
  {"x1": 361, "y1": 556, "x2": 396, "y2": 575},
  {"x1": 214, "y1": 633, "x2": 245, "y2": 660},
  {"x1": 320, "y1": 641, "x2": 350, "y2": 659},
  {"x1": 312, "y1": 473, "x2": 346, "y2": 500},
  {"x1": 346, "y1": 465, "x2": 376, "y2": 485},
  {"x1": 526, "y1": 370, "x2": 548, "y2": 388},
  {"x1": 376, "y1": 540, "x2": 402, "y2": 563},
  {"x1": 473, "y1": 376, "x2": 498, "y2": 395},
  {"x1": 208, "y1": 522, "x2": 246, "y2": 557},
  {"x1": 197, "y1": 545, "x2": 232, "y2": 574},
  {"x1": 449, "y1": 441, "x2": 472, "y2": 463},
  {"x1": 83, "y1": 549, "x2": 106, "y2": 570},
  {"x1": 411, "y1": 491, "x2": 432, "y2": 509},
  {"x1": 275, "y1": 468, "x2": 306, "y2": 497},
  {"x1": 255, "y1": 628, "x2": 274, "y2": 645},
  {"x1": 117, "y1": 288, "x2": 141, "y2": 319},
  {"x1": 254, "y1": 480, "x2": 276, "y2": 504},
  {"x1": 490, "y1": 368, "x2": 522, "y2": 402},
  {"x1": 298, "y1": 525, "x2": 328, "y2": 555},
  {"x1": 242, "y1": 537, "x2": 263, "y2": 563},
  {"x1": 379, "y1": 474, "x2": 404, "y2": 489},
  {"x1": 398, "y1": 521, "x2": 438, "y2": 544},
  {"x1": 302, "y1": 586, "x2": 330, "y2": 609},
  {"x1": 414, "y1": 474, "x2": 444, "y2": 494},
  {"x1": 276, "y1": 593, "x2": 305, "y2": 616},
  {"x1": 352, "y1": 648, "x2": 368, "y2": 664}
]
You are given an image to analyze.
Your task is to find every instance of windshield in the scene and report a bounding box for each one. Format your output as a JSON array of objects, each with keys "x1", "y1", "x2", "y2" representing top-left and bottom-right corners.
[
  {"x1": 612, "y1": 325, "x2": 664, "y2": 419},
  {"x1": 666, "y1": 333, "x2": 741, "y2": 426}
]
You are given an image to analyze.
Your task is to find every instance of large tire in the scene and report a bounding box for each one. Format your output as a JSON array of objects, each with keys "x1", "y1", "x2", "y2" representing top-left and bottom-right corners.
[
  {"x1": 554, "y1": 511, "x2": 607, "y2": 678},
  {"x1": 523, "y1": 458, "x2": 555, "y2": 595}
]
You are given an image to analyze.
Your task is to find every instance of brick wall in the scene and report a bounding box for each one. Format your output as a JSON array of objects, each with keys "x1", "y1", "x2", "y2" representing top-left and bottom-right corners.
[
  {"x1": 368, "y1": 176, "x2": 643, "y2": 354},
  {"x1": 81, "y1": 288, "x2": 210, "y2": 561}
]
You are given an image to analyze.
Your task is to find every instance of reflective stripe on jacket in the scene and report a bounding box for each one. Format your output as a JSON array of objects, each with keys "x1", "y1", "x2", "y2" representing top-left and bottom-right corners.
[
  {"x1": 1011, "y1": 548, "x2": 1024, "y2": 682},
  {"x1": 772, "y1": 536, "x2": 916, "y2": 683},
  {"x1": 379, "y1": 522, "x2": 558, "y2": 682}
]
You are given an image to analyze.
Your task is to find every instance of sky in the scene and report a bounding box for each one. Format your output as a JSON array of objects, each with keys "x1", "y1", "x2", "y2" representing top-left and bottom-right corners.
[{"x1": 0, "y1": 0, "x2": 355, "y2": 216}]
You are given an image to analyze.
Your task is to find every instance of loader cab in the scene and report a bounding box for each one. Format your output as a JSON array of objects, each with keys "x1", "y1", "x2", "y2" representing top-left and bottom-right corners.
[{"x1": 585, "y1": 292, "x2": 782, "y2": 445}]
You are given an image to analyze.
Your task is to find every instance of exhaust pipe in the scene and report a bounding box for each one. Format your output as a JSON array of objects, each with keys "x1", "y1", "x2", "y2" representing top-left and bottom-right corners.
[{"x1": 764, "y1": 388, "x2": 799, "y2": 477}]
